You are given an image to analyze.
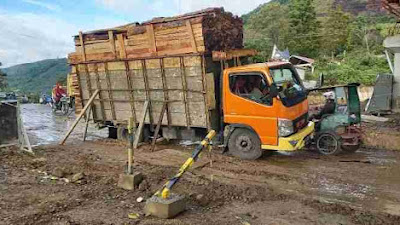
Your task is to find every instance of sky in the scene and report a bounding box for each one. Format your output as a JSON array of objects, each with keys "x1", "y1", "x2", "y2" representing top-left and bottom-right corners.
[{"x1": 0, "y1": 0, "x2": 269, "y2": 67}]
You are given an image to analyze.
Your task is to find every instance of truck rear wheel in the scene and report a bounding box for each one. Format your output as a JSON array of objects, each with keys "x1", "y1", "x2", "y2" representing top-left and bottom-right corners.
[
  {"x1": 228, "y1": 128, "x2": 262, "y2": 160},
  {"x1": 108, "y1": 127, "x2": 117, "y2": 139}
]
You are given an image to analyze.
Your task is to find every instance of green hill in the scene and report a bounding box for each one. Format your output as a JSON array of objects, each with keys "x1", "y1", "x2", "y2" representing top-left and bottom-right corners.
[
  {"x1": 242, "y1": 0, "x2": 393, "y2": 85},
  {"x1": 3, "y1": 58, "x2": 70, "y2": 94},
  {"x1": 1, "y1": 0, "x2": 394, "y2": 91}
]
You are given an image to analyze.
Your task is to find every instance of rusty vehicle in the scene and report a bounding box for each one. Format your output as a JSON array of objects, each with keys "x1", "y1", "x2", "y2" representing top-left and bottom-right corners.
[{"x1": 309, "y1": 83, "x2": 362, "y2": 155}]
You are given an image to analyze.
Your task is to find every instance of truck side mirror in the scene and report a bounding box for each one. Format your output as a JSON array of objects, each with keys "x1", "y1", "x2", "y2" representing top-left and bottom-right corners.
[{"x1": 269, "y1": 84, "x2": 279, "y2": 98}]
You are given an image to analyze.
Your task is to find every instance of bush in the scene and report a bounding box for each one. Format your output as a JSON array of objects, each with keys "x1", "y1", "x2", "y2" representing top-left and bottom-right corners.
[{"x1": 314, "y1": 52, "x2": 390, "y2": 86}]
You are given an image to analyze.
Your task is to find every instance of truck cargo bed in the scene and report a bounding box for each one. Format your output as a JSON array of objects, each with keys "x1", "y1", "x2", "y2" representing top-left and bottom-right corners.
[{"x1": 70, "y1": 54, "x2": 215, "y2": 129}]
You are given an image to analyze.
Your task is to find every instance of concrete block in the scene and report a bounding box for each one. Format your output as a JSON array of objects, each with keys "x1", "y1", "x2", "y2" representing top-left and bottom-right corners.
[
  {"x1": 0, "y1": 103, "x2": 18, "y2": 144},
  {"x1": 162, "y1": 127, "x2": 178, "y2": 140},
  {"x1": 144, "y1": 194, "x2": 186, "y2": 219},
  {"x1": 179, "y1": 128, "x2": 196, "y2": 140},
  {"x1": 118, "y1": 172, "x2": 143, "y2": 190}
]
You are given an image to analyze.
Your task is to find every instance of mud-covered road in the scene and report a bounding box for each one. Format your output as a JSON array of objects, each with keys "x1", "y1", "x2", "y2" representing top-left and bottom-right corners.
[
  {"x1": 1, "y1": 104, "x2": 399, "y2": 224},
  {"x1": 21, "y1": 104, "x2": 107, "y2": 145},
  {"x1": 1, "y1": 139, "x2": 400, "y2": 225}
]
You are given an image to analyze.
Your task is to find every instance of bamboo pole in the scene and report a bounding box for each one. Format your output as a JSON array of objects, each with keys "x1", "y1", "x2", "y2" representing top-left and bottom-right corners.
[
  {"x1": 82, "y1": 108, "x2": 92, "y2": 141},
  {"x1": 151, "y1": 102, "x2": 167, "y2": 152},
  {"x1": 59, "y1": 89, "x2": 99, "y2": 145},
  {"x1": 133, "y1": 100, "x2": 149, "y2": 149},
  {"x1": 127, "y1": 117, "x2": 134, "y2": 174}
]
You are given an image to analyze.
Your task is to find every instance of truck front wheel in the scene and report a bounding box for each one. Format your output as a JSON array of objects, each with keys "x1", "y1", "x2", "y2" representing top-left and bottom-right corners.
[{"x1": 228, "y1": 128, "x2": 262, "y2": 160}]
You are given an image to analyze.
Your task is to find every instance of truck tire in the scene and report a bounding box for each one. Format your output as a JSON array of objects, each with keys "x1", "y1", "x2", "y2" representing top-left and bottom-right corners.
[
  {"x1": 108, "y1": 127, "x2": 117, "y2": 139},
  {"x1": 228, "y1": 128, "x2": 262, "y2": 160},
  {"x1": 316, "y1": 132, "x2": 343, "y2": 155}
]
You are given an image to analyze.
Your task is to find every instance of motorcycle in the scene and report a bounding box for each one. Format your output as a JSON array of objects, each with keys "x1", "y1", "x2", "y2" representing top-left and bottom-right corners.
[{"x1": 52, "y1": 94, "x2": 70, "y2": 115}]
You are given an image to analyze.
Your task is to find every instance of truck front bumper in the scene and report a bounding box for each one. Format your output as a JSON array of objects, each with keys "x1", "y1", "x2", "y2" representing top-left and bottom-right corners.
[{"x1": 262, "y1": 121, "x2": 315, "y2": 151}]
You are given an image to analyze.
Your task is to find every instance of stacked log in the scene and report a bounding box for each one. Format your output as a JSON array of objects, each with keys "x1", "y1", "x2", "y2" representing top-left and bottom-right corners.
[
  {"x1": 68, "y1": 69, "x2": 82, "y2": 114},
  {"x1": 68, "y1": 8, "x2": 244, "y2": 118},
  {"x1": 202, "y1": 11, "x2": 243, "y2": 51},
  {"x1": 68, "y1": 7, "x2": 243, "y2": 64}
]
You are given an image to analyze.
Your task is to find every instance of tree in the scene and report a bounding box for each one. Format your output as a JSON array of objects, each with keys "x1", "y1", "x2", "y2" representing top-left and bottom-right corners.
[
  {"x1": 287, "y1": 0, "x2": 320, "y2": 57},
  {"x1": 0, "y1": 62, "x2": 7, "y2": 91},
  {"x1": 347, "y1": 14, "x2": 386, "y2": 55},
  {"x1": 320, "y1": 6, "x2": 351, "y2": 56},
  {"x1": 244, "y1": 2, "x2": 290, "y2": 61}
]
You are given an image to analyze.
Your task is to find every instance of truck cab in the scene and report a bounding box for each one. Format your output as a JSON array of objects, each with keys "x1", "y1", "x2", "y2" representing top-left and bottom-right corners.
[{"x1": 223, "y1": 61, "x2": 314, "y2": 159}]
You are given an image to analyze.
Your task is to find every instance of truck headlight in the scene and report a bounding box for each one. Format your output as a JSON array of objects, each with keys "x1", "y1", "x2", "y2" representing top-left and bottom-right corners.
[{"x1": 278, "y1": 118, "x2": 294, "y2": 137}]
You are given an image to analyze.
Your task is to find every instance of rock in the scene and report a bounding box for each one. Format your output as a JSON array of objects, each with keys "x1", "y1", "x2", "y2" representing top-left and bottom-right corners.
[
  {"x1": 138, "y1": 179, "x2": 149, "y2": 191},
  {"x1": 52, "y1": 167, "x2": 66, "y2": 178},
  {"x1": 32, "y1": 157, "x2": 46, "y2": 163},
  {"x1": 128, "y1": 213, "x2": 140, "y2": 219},
  {"x1": 71, "y1": 172, "x2": 84, "y2": 183},
  {"x1": 196, "y1": 194, "x2": 209, "y2": 206},
  {"x1": 136, "y1": 197, "x2": 144, "y2": 203}
]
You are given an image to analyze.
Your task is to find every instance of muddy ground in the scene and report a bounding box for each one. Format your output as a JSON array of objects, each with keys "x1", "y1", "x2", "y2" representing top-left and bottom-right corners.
[
  {"x1": 1, "y1": 104, "x2": 400, "y2": 225},
  {"x1": 2, "y1": 141, "x2": 400, "y2": 225}
]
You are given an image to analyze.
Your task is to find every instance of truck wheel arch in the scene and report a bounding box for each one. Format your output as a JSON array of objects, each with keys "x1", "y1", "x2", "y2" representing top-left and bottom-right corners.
[{"x1": 223, "y1": 124, "x2": 261, "y2": 148}]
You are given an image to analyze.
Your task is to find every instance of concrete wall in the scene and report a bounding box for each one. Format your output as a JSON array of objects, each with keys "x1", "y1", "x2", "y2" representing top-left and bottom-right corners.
[
  {"x1": 0, "y1": 103, "x2": 18, "y2": 144},
  {"x1": 384, "y1": 35, "x2": 400, "y2": 112}
]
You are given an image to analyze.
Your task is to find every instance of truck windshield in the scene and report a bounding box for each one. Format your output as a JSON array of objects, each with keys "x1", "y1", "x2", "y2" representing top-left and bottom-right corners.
[{"x1": 269, "y1": 66, "x2": 307, "y2": 107}]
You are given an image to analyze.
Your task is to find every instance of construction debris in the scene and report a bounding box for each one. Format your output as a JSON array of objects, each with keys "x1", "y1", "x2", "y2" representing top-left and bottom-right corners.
[
  {"x1": 71, "y1": 172, "x2": 85, "y2": 183},
  {"x1": 144, "y1": 194, "x2": 186, "y2": 219},
  {"x1": 361, "y1": 115, "x2": 390, "y2": 123}
]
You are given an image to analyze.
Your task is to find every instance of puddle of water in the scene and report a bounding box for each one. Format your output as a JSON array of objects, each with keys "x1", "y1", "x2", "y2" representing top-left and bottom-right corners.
[
  {"x1": 21, "y1": 104, "x2": 108, "y2": 146},
  {"x1": 359, "y1": 150, "x2": 397, "y2": 165},
  {"x1": 315, "y1": 176, "x2": 372, "y2": 199}
]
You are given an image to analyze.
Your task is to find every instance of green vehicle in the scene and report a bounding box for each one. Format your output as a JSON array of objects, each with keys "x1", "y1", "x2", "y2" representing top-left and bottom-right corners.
[{"x1": 309, "y1": 83, "x2": 362, "y2": 155}]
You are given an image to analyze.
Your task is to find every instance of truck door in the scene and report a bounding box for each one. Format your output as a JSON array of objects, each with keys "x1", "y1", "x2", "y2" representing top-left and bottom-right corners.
[{"x1": 224, "y1": 72, "x2": 278, "y2": 146}]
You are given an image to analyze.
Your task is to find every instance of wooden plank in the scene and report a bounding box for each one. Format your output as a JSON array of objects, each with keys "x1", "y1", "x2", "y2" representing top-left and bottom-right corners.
[
  {"x1": 79, "y1": 31, "x2": 87, "y2": 62},
  {"x1": 60, "y1": 90, "x2": 100, "y2": 145},
  {"x1": 133, "y1": 100, "x2": 149, "y2": 149},
  {"x1": 151, "y1": 102, "x2": 167, "y2": 151},
  {"x1": 186, "y1": 20, "x2": 198, "y2": 53},
  {"x1": 117, "y1": 33, "x2": 127, "y2": 59},
  {"x1": 212, "y1": 49, "x2": 257, "y2": 61},
  {"x1": 83, "y1": 108, "x2": 91, "y2": 141},
  {"x1": 206, "y1": 73, "x2": 216, "y2": 110},
  {"x1": 125, "y1": 61, "x2": 136, "y2": 120},
  {"x1": 104, "y1": 62, "x2": 117, "y2": 121},
  {"x1": 180, "y1": 57, "x2": 191, "y2": 127},
  {"x1": 147, "y1": 24, "x2": 157, "y2": 53},
  {"x1": 201, "y1": 55, "x2": 211, "y2": 130},
  {"x1": 74, "y1": 65, "x2": 84, "y2": 115},
  {"x1": 84, "y1": 64, "x2": 95, "y2": 118},
  {"x1": 108, "y1": 30, "x2": 116, "y2": 58},
  {"x1": 141, "y1": 60, "x2": 154, "y2": 126},
  {"x1": 160, "y1": 58, "x2": 171, "y2": 126},
  {"x1": 75, "y1": 39, "x2": 109, "y2": 46},
  {"x1": 94, "y1": 63, "x2": 106, "y2": 120}
]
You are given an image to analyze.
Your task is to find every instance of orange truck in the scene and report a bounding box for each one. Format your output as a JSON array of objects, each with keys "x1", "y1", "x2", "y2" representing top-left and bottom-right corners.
[
  {"x1": 220, "y1": 58, "x2": 314, "y2": 159},
  {"x1": 68, "y1": 9, "x2": 314, "y2": 160},
  {"x1": 69, "y1": 49, "x2": 314, "y2": 160}
]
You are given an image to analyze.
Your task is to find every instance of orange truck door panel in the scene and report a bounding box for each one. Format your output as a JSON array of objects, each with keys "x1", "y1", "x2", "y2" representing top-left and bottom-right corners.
[{"x1": 224, "y1": 72, "x2": 278, "y2": 146}]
